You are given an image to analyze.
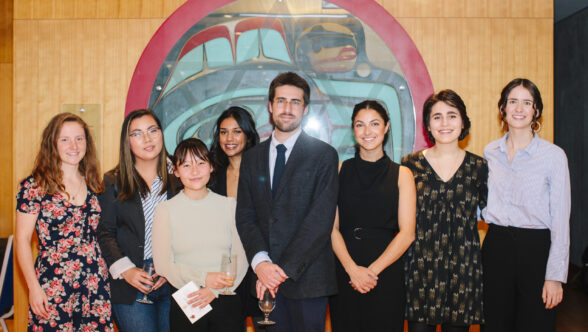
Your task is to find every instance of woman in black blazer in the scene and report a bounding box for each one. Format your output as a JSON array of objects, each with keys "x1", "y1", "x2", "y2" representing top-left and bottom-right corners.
[
  {"x1": 209, "y1": 106, "x2": 260, "y2": 328},
  {"x1": 98, "y1": 109, "x2": 180, "y2": 332}
]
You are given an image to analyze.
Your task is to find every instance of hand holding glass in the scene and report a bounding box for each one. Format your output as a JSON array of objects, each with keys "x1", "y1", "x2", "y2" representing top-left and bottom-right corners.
[
  {"x1": 137, "y1": 262, "x2": 155, "y2": 304},
  {"x1": 258, "y1": 289, "x2": 276, "y2": 325},
  {"x1": 220, "y1": 254, "x2": 237, "y2": 295}
]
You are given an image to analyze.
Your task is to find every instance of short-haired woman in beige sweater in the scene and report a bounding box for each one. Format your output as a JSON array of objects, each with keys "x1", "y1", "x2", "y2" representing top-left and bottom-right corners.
[{"x1": 152, "y1": 138, "x2": 247, "y2": 332}]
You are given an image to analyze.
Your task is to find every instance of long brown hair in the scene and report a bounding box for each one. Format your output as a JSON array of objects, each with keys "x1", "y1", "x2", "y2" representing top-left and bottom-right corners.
[
  {"x1": 110, "y1": 109, "x2": 169, "y2": 201},
  {"x1": 32, "y1": 112, "x2": 104, "y2": 195}
]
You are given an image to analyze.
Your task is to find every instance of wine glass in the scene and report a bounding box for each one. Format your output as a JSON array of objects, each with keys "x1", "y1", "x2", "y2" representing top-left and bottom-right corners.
[
  {"x1": 220, "y1": 254, "x2": 237, "y2": 295},
  {"x1": 257, "y1": 289, "x2": 276, "y2": 325},
  {"x1": 136, "y1": 261, "x2": 155, "y2": 304}
]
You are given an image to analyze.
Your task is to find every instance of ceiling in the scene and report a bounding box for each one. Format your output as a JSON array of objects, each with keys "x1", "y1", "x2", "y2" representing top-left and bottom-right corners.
[{"x1": 555, "y1": 0, "x2": 588, "y2": 22}]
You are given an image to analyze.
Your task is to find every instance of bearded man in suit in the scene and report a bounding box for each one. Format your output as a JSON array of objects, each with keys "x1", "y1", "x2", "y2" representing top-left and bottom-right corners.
[{"x1": 236, "y1": 72, "x2": 338, "y2": 332}]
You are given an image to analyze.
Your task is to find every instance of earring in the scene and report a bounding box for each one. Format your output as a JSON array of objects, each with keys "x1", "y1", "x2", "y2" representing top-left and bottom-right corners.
[{"x1": 534, "y1": 121, "x2": 542, "y2": 132}]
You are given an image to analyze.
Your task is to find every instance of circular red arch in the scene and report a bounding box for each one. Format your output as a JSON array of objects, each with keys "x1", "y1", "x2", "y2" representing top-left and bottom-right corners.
[{"x1": 125, "y1": 0, "x2": 433, "y2": 151}]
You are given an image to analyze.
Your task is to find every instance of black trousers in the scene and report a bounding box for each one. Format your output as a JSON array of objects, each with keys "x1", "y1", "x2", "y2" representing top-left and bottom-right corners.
[
  {"x1": 265, "y1": 292, "x2": 328, "y2": 332},
  {"x1": 481, "y1": 224, "x2": 556, "y2": 332},
  {"x1": 170, "y1": 291, "x2": 242, "y2": 332}
]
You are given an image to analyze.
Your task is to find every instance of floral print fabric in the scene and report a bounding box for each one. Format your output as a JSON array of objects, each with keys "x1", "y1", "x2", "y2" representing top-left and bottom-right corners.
[{"x1": 17, "y1": 176, "x2": 113, "y2": 331}]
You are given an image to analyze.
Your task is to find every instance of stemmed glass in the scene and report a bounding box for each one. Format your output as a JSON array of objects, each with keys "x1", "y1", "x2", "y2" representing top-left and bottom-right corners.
[
  {"x1": 220, "y1": 254, "x2": 237, "y2": 295},
  {"x1": 136, "y1": 261, "x2": 155, "y2": 304},
  {"x1": 257, "y1": 289, "x2": 276, "y2": 326}
]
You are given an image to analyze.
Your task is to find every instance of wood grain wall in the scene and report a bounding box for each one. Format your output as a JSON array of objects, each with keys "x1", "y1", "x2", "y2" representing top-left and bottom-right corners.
[
  {"x1": 0, "y1": 0, "x2": 13, "y2": 240},
  {"x1": 11, "y1": 0, "x2": 553, "y2": 330}
]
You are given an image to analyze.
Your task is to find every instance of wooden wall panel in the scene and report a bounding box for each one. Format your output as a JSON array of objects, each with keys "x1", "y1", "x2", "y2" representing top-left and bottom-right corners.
[
  {"x1": 15, "y1": 0, "x2": 187, "y2": 19},
  {"x1": 378, "y1": 0, "x2": 552, "y2": 18},
  {"x1": 0, "y1": 0, "x2": 14, "y2": 239},
  {"x1": 0, "y1": 64, "x2": 13, "y2": 238},
  {"x1": 12, "y1": 1, "x2": 554, "y2": 331},
  {"x1": 14, "y1": 0, "x2": 553, "y2": 19},
  {"x1": 0, "y1": 0, "x2": 12, "y2": 62},
  {"x1": 398, "y1": 17, "x2": 554, "y2": 155}
]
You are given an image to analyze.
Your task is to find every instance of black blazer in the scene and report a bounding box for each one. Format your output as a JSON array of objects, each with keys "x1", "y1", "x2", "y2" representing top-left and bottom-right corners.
[
  {"x1": 97, "y1": 172, "x2": 181, "y2": 304},
  {"x1": 236, "y1": 131, "x2": 339, "y2": 299}
]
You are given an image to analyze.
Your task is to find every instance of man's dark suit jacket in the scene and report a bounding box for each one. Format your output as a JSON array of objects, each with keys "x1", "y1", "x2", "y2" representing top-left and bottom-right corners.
[
  {"x1": 236, "y1": 131, "x2": 339, "y2": 300},
  {"x1": 97, "y1": 172, "x2": 181, "y2": 304}
]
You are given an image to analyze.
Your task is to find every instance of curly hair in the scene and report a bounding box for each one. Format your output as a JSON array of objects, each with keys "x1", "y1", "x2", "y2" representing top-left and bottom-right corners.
[{"x1": 32, "y1": 112, "x2": 104, "y2": 195}]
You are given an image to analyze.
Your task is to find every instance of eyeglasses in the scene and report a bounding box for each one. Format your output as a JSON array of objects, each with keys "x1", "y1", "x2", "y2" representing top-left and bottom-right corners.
[
  {"x1": 273, "y1": 97, "x2": 304, "y2": 109},
  {"x1": 129, "y1": 127, "x2": 161, "y2": 139},
  {"x1": 506, "y1": 99, "x2": 533, "y2": 109}
]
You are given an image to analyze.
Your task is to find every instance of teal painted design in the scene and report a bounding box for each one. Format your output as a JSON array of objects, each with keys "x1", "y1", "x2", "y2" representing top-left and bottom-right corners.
[
  {"x1": 163, "y1": 46, "x2": 204, "y2": 95},
  {"x1": 163, "y1": 87, "x2": 268, "y2": 153},
  {"x1": 312, "y1": 78, "x2": 403, "y2": 162},
  {"x1": 236, "y1": 30, "x2": 260, "y2": 63},
  {"x1": 150, "y1": 8, "x2": 419, "y2": 162},
  {"x1": 260, "y1": 29, "x2": 292, "y2": 63},
  {"x1": 205, "y1": 38, "x2": 234, "y2": 68}
]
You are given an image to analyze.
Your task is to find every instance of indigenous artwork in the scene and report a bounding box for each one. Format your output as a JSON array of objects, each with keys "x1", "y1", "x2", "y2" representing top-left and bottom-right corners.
[{"x1": 126, "y1": 0, "x2": 433, "y2": 161}]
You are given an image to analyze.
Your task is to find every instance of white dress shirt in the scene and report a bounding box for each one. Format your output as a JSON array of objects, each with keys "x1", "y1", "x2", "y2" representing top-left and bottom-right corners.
[{"x1": 252, "y1": 129, "x2": 303, "y2": 271}]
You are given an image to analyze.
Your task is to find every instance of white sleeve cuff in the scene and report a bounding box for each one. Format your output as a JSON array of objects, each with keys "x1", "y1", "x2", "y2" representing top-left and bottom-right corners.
[
  {"x1": 251, "y1": 251, "x2": 272, "y2": 272},
  {"x1": 109, "y1": 257, "x2": 136, "y2": 279}
]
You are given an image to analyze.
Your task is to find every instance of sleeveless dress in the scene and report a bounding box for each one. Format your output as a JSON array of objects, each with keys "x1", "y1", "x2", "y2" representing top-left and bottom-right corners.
[
  {"x1": 402, "y1": 151, "x2": 487, "y2": 326},
  {"x1": 329, "y1": 154, "x2": 405, "y2": 332},
  {"x1": 16, "y1": 176, "x2": 113, "y2": 331}
]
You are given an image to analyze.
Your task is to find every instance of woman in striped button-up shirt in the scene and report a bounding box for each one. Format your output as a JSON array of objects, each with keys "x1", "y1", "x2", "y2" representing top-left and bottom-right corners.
[{"x1": 482, "y1": 78, "x2": 571, "y2": 332}]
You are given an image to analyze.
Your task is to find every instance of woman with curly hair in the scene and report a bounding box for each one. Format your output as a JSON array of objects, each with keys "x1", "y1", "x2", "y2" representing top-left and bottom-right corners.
[{"x1": 15, "y1": 112, "x2": 112, "y2": 331}]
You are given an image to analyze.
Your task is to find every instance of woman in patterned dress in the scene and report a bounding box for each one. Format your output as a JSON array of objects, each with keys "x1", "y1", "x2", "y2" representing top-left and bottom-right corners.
[
  {"x1": 15, "y1": 112, "x2": 113, "y2": 331},
  {"x1": 403, "y1": 90, "x2": 487, "y2": 332}
]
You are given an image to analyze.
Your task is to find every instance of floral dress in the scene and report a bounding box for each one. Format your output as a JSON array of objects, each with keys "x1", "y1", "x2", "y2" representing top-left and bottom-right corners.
[{"x1": 16, "y1": 176, "x2": 113, "y2": 331}]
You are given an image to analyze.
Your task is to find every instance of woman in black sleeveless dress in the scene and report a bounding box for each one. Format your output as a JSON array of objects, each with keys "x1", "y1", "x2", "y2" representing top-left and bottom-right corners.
[{"x1": 330, "y1": 100, "x2": 416, "y2": 332}]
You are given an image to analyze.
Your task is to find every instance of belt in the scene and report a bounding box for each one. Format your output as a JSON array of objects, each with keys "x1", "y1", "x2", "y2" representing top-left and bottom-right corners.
[{"x1": 343, "y1": 227, "x2": 398, "y2": 240}]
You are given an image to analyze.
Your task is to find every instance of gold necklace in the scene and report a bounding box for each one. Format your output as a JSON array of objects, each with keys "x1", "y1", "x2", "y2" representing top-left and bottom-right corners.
[{"x1": 70, "y1": 176, "x2": 85, "y2": 201}]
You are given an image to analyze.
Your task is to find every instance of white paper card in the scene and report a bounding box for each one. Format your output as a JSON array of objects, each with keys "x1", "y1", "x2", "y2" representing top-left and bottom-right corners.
[{"x1": 172, "y1": 281, "x2": 212, "y2": 324}]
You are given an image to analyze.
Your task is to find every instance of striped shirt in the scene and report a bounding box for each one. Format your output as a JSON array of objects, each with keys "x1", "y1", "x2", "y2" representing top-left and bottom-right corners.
[
  {"x1": 483, "y1": 133, "x2": 571, "y2": 282},
  {"x1": 141, "y1": 177, "x2": 168, "y2": 259}
]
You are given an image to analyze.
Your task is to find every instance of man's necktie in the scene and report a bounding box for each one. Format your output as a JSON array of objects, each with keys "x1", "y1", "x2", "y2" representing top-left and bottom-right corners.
[{"x1": 272, "y1": 144, "x2": 287, "y2": 197}]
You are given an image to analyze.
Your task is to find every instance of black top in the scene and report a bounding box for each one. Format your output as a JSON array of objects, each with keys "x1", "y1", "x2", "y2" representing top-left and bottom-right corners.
[
  {"x1": 338, "y1": 153, "x2": 400, "y2": 242},
  {"x1": 97, "y1": 173, "x2": 182, "y2": 304},
  {"x1": 209, "y1": 167, "x2": 227, "y2": 196},
  {"x1": 330, "y1": 154, "x2": 405, "y2": 332}
]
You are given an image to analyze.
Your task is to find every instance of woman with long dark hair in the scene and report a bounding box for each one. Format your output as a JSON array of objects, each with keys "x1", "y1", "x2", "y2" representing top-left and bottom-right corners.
[
  {"x1": 330, "y1": 100, "x2": 416, "y2": 331},
  {"x1": 98, "y1": 109, "x2": 180, "y2": 332},
  {"x1": 208, "y1": 106, "x2": 262, "y2": 328},
  {"x1": 482, "y1": 79, "x2": 570, "y2": 332},
  {"x1": 15, "y1": 112, "x2": 112, "y2": 330},
  {"x1": 209, "y1": 106, "x2": 260, "y2": 198}
]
